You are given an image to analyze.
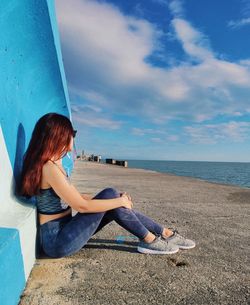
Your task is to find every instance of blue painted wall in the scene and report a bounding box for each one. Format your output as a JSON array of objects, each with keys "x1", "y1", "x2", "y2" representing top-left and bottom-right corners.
[
  {"x1": 0, "y1": 0, "x2": 71, "y2": 172},
  {"x1": 0, "y1": 1, "x2": 72, "y2": 304},
  {"x1": 0, "y1": 229, "x2": 26, "y2": 305}
]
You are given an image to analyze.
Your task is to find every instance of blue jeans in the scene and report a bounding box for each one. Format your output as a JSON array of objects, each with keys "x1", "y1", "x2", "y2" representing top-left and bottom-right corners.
[{"x1": 39, "y1": 188, "x2": 164, "y2": 258}]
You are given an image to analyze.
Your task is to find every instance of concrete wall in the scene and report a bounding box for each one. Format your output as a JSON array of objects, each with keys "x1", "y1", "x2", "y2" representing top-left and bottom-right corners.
[{"x1": 0, "y1": 1, "x2": 71, "y2": 304}]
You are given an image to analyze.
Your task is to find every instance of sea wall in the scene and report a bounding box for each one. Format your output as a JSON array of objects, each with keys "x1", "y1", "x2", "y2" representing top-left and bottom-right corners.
[{"x1": 0, "y1": 1, "x2": 71, "y2": 304}]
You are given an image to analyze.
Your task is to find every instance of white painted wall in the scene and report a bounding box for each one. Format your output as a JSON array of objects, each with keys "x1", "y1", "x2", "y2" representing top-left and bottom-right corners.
[{"x1": 0, "y1": 126, "x2": 36, "y2": 280}]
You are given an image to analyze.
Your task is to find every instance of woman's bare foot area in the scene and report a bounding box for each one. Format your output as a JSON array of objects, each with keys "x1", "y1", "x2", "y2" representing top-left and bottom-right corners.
[
  {"x1": 143, "y1": 228, "x2": 173, "y2": 243},
  {"x1": 162, "y1": 228, "x2": 174, "y2": 238},
  {"x1": 143, "y1": 232, "x2": 157, "y2": 243}
]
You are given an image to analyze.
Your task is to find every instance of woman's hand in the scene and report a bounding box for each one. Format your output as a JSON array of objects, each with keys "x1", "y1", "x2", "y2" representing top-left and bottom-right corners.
[
  {"x1": 120, "y1": 192, "x2": 133, "y2": 209},
  {"x1": 120, "y1": 191, "x2": 132, "y2": 201}
]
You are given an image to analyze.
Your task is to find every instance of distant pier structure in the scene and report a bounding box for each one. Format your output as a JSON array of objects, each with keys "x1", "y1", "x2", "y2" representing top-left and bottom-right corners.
[
  {"x1": 78, "y1": 151, "x2": 127, "y2": 167},
  {"x1": 93, "y1": 155, "x2": 101, "y2": 162},
  {"x1": 106, "y1": 158, "x2": 116, "y2": 165},
  {"x1": 106, "y1": 158, "x2": 128, "y2": 167},
  {"x1": 79, "y1": 150, "x2": 101, "y2": 163}
]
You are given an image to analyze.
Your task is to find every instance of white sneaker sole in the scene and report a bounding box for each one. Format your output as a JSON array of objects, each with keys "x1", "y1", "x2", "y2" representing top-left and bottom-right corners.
[
  {"x1": 137, "y1": 246, "x2": 179, "y2": 255},
  {"x1": 178, "y1": 244, "x2": 196, "y2": 250}
]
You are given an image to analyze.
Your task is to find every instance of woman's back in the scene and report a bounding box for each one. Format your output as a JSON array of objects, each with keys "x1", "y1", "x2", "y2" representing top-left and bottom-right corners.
[{"x1": 36, "y1": 187, "x2": 71, "y2": 215}]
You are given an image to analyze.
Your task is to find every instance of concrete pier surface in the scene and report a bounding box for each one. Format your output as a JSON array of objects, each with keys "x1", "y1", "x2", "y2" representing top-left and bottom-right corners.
[{"x1": 19, "y1": 160, "x2": 250, "y2": 305}]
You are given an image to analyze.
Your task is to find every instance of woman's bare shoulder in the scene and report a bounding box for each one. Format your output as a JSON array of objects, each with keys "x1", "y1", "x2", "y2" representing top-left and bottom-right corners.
[{"x1": 42, "y1": 160, "x2": 57, "y2": 176}]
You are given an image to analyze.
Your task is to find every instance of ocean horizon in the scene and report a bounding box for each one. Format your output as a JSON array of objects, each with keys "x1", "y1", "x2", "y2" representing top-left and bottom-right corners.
[{"x1": 101, "y1": 159, "x2": 250, "y2": 189}]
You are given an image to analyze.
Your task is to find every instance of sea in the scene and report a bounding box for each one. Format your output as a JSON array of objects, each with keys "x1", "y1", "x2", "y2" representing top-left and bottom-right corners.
[{"x1": 102, "y1": 159, "x2": 250, "y2": 189}]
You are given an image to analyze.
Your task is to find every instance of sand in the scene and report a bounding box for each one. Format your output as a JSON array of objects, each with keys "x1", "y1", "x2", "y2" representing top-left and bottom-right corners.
[{"x1": 19, "y1": 160, "x2": 250, "y2": 305}]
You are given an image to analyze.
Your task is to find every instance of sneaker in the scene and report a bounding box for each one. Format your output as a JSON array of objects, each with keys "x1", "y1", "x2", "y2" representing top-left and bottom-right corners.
[
  {"x1": 162, "y1": 230, "x2": 196, "y2": 250},
  {"x1": 137, "y1": 236, "x2": 179, "y2": 255}
]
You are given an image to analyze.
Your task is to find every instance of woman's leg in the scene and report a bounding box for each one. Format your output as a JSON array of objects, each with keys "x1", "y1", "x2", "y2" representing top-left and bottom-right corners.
[
  {"x1": 46, "y1": 188, "x2": 151, "y2": 257},
  {"x1": 132, "y1": 210, "x2": 164, "y2": 236},
  {"x1": 40, "y1": 188, "x2": 109, "y2": 258},
  {"x1": 84, "y1": 188, "x2": 152, "y2": 240},
  {"x1": 93, "y1": 209, "x2": 165, "y2": 237},
  {"x1": 132, "y1": 210, "x2": 173, "y2": 238}
]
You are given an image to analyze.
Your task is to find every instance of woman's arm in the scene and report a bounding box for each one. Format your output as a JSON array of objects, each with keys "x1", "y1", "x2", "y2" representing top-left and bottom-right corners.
[
  {"x1": 81, "y1": 193, "x2": 93, "y2": 200},
  {"x1": 42, "y1": 162, "x2": 132, "y2": 213}
]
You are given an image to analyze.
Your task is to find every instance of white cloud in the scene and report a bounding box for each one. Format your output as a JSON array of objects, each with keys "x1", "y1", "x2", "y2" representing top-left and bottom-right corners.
[
  {"x1": 74, "y1": 116, "x2": 122, "y2": 129},
  {"x1": 168, "y1": 0, "x2": 184, "y2": 17},
  {"x1": 83, "y1": 104, "x2": 102, "y2": 113},
  {"x1": 132, "y1": 127, "x2": 179, "y2": 143},
  {"x1": 56, "y1": 0, "x2": 158, "y2": 84},
  {"x1": 171, "y1": 18, "x2": 213, "y2": 61},
  {"x1": 168, "y1": 135, "x2": 179, "y2": 141},
  {"x1": 184, "y1": 121, "x2": 250, "y2": 144},
  {"x1": 228, "y1": 0, "x2": 250, "y2": 29},
  {"x1": 241, "y1": 0, "x2": 250, "y2": 16},
  {"x1": 228, "y1": 18, "x2": 250, "y2": 29},
  {"x1": 71, "y1": 104, "x2": 122, "y2": 130},
  {"x1": 131, "y1": 128, "x2": 145, "y2": 136},
  {"x1": 150, "y1": 137, "x2": 162, "y2": 143},
  {"x1": 239, "y1": 59, "x2": 250, "y2": 67},
  {"x1": 131, "y1": 127, "x2": 166, "y2": 136},
  {"x1": 56, "y1": 0, "x2": 250, "y2": 126}
]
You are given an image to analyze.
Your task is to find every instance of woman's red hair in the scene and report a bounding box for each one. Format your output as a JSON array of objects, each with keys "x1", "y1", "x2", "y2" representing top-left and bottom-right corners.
[{"x1": 20, "y1": 113, "x2": 74, "y2": 196}]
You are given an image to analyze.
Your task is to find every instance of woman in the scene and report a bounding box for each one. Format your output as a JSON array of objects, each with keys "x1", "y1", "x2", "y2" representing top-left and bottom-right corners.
[{"x1": 20, "y1": 113, "x2": 195, "y2": 258}]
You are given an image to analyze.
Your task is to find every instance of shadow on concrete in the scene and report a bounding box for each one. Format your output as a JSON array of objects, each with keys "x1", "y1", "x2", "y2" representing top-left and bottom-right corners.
[
  {"x1": 88, "y1": 238, "x2": 138, "y2": 247},
  {"x1": 37, "y1": 238, "x2": 139, "y2": 259},
  {"x1": 84, "y1": 243, "x2": 137, "y2": 253}
]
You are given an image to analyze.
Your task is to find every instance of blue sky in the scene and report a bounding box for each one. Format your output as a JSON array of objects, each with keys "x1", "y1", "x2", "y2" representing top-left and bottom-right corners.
[{"x1": 55, "y1": 0, "x2": 250, "y2": 162}]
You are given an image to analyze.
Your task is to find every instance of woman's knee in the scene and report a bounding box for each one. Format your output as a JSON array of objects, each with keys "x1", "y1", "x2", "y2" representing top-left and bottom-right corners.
[
  {"x1": 101, "y1": 187, "x2": 120, "y2": 199},
  {"x1": 111, "y1": 206, "x2": 133, "y2": 220}
]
